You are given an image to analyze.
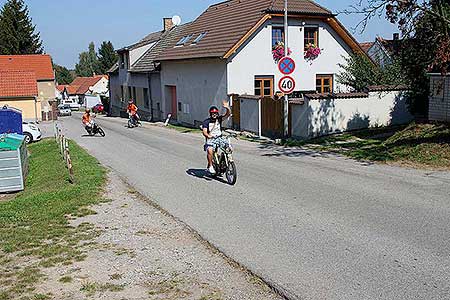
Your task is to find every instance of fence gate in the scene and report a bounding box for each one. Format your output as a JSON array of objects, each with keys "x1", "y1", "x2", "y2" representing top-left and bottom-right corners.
[{"x1": 261, "y1": 96, "x2": 284, "y2": 138}]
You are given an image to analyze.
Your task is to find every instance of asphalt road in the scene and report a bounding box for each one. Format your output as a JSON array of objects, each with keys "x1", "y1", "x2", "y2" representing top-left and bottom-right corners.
[{"x1": 51, "y1": 115, "x2": 450, "y2": 300}]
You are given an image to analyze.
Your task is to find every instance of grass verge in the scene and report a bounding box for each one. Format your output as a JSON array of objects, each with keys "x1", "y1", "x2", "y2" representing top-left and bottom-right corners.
[
  {"x1": 284, "y1": 123, "x2": 450, "y2": 169},
  {"x1": 0, "y1": 139, "x2": 106, "y2": 300}
]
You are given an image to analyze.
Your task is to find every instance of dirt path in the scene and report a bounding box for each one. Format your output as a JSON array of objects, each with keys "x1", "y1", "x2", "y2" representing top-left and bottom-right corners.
[{"x1": 34, "y1": 171, "x2": 283, "y2": 300}]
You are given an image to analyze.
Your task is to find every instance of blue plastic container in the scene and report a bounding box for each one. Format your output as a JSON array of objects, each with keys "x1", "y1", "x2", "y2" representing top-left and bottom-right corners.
[{"x1": 0, "y1": 107, "x2": 23, "y2": 135}]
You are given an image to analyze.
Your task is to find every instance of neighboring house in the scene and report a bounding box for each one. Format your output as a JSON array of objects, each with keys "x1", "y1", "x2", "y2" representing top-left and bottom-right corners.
[
  {"x1": 0, "y1": 70, "x2": 40, "y2": 122},
  {"x1": 429, "y1": 73, "x2": 450, "y2": 122},
  {"x1": 0, "y1": 55, "x2": 56, "y2": 119},
  {"x1": 155, "y1": 0, "x2": 367, "y2": 127},
  {"x1": 56, "y1": 85, "x2": 80, "y2": 104},
  {"x1": 360, "y1": 34, "x2": 400, "y2": 68},
  {"x1": 109, "y1": 18, "x2": 189, "y2": 121},
  {"x1": 70, "y1": 75, "x2": 109, "y2": 104}
]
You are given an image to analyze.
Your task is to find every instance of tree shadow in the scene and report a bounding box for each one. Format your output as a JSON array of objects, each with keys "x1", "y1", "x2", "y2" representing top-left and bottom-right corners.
[
  {"x1": 257, "y1": 141, "x2": 332, "y2": 158},
  {"x1": 346, "y1": 113, "x2": 370, "y2": 131},
  {"x1": 186, "y1": 168, "x2": 228, "y2": 184}
]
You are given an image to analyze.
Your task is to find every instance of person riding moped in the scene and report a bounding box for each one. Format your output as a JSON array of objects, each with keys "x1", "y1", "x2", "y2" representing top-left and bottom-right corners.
[
  {"x1": 127, "y1": 99, "x2": 140, "y2": 125},
  {"x1": 82, "y1": 108, "x2": 93, "y2": 133},
  {"x1": 202, "y1": 100, "x2": 231, "y2": 175}
]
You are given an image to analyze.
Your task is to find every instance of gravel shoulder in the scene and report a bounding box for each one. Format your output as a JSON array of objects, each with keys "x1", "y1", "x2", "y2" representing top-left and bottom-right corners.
[{"x1": 35, "y1": 170, "x2": 283, "y2": 300}]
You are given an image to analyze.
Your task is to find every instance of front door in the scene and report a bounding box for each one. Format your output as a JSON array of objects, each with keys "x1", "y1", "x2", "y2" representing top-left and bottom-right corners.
[{"x1": 169, "y1": 86, "x2": 177, "y2": 121}]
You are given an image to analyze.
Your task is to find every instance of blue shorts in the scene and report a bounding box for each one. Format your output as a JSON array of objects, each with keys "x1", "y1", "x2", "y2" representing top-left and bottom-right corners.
[{"x1": 204, "y1": 137, "x2": 228, "y2": 152}]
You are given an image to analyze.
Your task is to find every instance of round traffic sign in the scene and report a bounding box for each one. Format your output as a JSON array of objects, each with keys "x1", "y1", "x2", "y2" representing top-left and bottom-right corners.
[
  {"x1": 278, "y1": 76, "x2": 296, "y2": 94},
  {"x1": 278, "y1": 57, "x2": 296, "y2": 75}
]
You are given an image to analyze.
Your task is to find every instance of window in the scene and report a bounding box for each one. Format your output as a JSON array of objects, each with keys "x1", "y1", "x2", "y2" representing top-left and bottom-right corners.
[
  {"x1": 178, "y1": 102, "x2": 182, "y2": 112},
  {"x1": 176, "y1": 34, "x2": 194, "y2": 46},
  {"x1": 121, "y1": 86, "x2": 125, "y2": 100},
  {"x1": 304, "y1": 27, "x2": 319, "y2": 50},
  {"x1": 192, "y1": 32, "x2": 207, "y2": 45},
  {"x1": 254, "y1": 77, "x2": 274, "y2": 97},
  {"x1": 143, "y1": 88, "x2": 149, "y2": 108},
  {"x1": 132, "y1": 87, "x2": 137, "y2": 100},
  {"x1": 120, "y1": 54, "x2": 125, "y2": 69},
  {"x1": 272, "y1": 27, "x2": 284, "y2": 46},
  {"x1": 316, "y1": 75, "x2": 333, "y2": 93},
  {"x1": 128, "y1": 86, "x2": 132, "y2": 100}
]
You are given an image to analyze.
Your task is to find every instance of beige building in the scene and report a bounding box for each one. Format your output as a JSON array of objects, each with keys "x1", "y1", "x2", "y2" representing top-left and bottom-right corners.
[{"x1": 0, "y1": 54, "x2": 56, "y2": 120}]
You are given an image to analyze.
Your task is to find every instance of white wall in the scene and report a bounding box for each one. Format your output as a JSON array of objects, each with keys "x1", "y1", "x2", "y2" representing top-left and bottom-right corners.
[
  {"x1": 291, "y1": 91, "x2": 413, "y2": 138},
  {"x1": 91, "y1": 77, "x2": 109, "y2": 96},
  {"x1": 239, "y1": 98, "x2": 260, "y2": 133},
  {"x1": 160, "y1": 59, "x2": 228, "y2": 126},
  {"x1": 429, "y1": 74, "x2": 450, "y2": 122},
  {"x1": 227, "y1": 17, "x2": 353, "y2": 96}
]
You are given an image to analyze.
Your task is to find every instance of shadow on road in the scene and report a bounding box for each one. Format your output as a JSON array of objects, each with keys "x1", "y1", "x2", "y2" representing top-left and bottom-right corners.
[{"x1": 186, "y1": 169, "x2": 229, "y2": 184}]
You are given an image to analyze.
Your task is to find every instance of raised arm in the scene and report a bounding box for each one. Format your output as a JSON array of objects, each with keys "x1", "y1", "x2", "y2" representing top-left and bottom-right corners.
[{"x1": 221, "y1": 100, "x2": 231, "y2": 119}]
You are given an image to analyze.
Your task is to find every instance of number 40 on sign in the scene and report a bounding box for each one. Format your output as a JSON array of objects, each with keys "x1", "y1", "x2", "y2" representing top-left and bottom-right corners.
[{"x1": 278, "y1": 76, "x2": 296, "y2": 94}]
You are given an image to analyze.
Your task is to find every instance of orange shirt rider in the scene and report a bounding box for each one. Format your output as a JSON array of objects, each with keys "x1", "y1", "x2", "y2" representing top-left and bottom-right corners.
[
  {"x1": 82, "y1": 110, "x2": 92, "y2": 126},
  {"x1": 127, "y1": 102, "x2": 138, "y2": 116}
]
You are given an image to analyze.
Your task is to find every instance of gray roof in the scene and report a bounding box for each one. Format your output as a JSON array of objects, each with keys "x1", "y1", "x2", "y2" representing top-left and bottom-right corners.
[
  {"x1": 130, "y1": 23, "x2": 191, "y2": 73},
  {"x1": 107, "y1": 62, "x2": 119, "y2": 74}
]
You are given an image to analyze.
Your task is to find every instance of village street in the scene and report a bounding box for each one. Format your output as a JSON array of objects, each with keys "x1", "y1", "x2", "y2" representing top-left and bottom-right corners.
[{"x1": 48, "y1": 115, "x2": 450, "y2": 300}]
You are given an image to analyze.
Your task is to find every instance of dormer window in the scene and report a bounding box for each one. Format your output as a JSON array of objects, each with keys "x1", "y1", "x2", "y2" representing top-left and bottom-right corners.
[{"x1": 191, "y1": 32, "x2": 207, "y2": 45}]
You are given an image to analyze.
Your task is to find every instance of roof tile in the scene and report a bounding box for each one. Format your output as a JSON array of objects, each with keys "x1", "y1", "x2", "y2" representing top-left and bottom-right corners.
[
  {"x1": 0, "y1": 71, "x2": 38, "y2": 97},
  {"x1": 0, "y1": 55, "x2": 54, "y2": 80}
]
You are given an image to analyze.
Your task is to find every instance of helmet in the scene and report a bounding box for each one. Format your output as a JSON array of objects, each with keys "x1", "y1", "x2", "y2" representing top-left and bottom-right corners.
[
  {"x1": 85, "y1": 108, "x2": 91, "y2": 113},
  {"x1": 209, "y1": 106, "x2": 219, "y2": 114},
  {"x1": 129, "y1": 99, "x2": 134, "y2": 104}
]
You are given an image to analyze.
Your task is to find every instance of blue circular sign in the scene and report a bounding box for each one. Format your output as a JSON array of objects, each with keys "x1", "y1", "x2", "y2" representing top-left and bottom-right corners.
[{"x1": 278, "y1": 57, "x2": 296, "y2": 75}]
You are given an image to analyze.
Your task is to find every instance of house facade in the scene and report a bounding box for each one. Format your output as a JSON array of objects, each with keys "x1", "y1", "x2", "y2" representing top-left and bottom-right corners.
[
  {"x1": 156, "y1": 0, "x2": 365, "y2": 127},
  {"x1": 0, "y1": 55, "x2": 56, "y2": 120},
  {"x1": 0, "y1": 70, "x2": 40, "y2": 122},
  {"x1": 361, "y1": 34, "x2": 400, "y2": 68}
]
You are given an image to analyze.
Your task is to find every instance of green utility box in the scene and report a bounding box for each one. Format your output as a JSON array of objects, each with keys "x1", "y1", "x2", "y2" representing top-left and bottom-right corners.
[{"x1": 0, "y1": 134, "x2": 29, "y2": 193}]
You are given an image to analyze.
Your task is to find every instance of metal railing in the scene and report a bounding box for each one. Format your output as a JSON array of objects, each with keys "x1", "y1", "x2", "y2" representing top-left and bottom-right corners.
[{"x1": 54, "y1": 123, "x2": 74, "y2": 183}]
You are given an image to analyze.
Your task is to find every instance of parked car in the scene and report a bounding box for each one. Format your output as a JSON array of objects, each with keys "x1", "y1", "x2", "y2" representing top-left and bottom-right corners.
[
  {"x1": 92, "y1": 103, "x2": 104, "y2": 114},
  {"x1": 63, "y1": 100, "x2": 81, "y2": 111},
  {"x1": 22, "y1": 122, "x2": 41, "y2": 144},
  {"x1": 58, "y1": 104, "x2": 72, "y2": 116}
]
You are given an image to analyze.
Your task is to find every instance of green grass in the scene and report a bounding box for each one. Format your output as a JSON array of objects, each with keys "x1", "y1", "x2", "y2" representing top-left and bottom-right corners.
[
  {"x1": 167, "y1": 124, "x2": 201, "y2": 134},
  {"x1": 287, "y1": 123, "x2": 450, "y2": 169},
  {"x1": 0, "y1": 139, "x2": 106, "y2": 300}
]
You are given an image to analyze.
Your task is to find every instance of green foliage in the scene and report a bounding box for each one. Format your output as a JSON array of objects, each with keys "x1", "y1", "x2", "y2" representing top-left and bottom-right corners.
[
  {"x1": 0, "y1": 0, "x2": 43, "y2": 54},
  {"x1": 98, "y1": 41, "x2": 118, "y2": 74},
  {"x1": 0, "y1": 139, "x2": 106, "y2": 299},
  {"x1": 54, "y1": 64, "x2": 73, "y2": 85},
  {"x1": 75, "y1": 42, "x2": 100, "y2": 77},
  {"x1": 336, "y1": 53, "x2": 405, "y2": 92}
]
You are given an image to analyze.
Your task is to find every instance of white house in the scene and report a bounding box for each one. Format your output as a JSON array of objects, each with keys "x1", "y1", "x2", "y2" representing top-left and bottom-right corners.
[{"x1": 156, "y1": 0, "x2": 367, "y2": 128}]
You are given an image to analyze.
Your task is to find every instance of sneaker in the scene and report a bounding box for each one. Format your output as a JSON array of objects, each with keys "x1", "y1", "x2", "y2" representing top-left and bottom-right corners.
[{"x1": 208, "y1": 166, "x2": 216, "y2": 175}]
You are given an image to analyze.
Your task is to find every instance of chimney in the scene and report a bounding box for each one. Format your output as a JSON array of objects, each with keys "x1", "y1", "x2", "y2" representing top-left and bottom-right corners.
[
  {"x1": 393, "y1": 33, "x2": 399, "y2": 40},
  {"x1": 163, "y1": 18, "x2": 174, "y2": 31}
]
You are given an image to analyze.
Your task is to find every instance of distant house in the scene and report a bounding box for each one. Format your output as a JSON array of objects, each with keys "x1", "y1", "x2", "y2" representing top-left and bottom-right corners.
[
  {"x1": 360, "y1": 34, "x2": 400, "y2": 68},
  {"x1": 71, "y1": 75, "x2": 109, "y2": 101},
  {"x1": 0, "y1": 54, "x2": 56, "y2": 120},
  {"x1": 0, "y1": 70, "x2": 39, "y2": 122},
  {"x1": 109, "y1": 18, "x2": 189, "y2": 120}
]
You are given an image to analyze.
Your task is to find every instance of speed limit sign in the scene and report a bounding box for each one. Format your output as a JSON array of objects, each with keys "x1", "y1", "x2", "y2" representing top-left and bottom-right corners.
[{"x1": 278, "y1": 76, "x2": 296, "y2": 94}]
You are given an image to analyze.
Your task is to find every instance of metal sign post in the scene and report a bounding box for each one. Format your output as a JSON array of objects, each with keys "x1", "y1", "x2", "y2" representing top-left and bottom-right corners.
[{"x1": 283, "y1": 0, "x2": 289, "y2": 138}]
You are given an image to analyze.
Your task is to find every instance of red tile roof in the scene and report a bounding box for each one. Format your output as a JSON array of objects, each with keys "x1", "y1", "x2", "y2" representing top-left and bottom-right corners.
[
  {"x1": 56, "y1": 84, "x2": 67, "y2": 92},
  {"x1": 0, "y1": 54, "x2": 55, "y2": 80},
  {"x1": 0, "y1": 71, "x2": 38, "y2": 98},
  {"x1": 359, "y1": 42, "x2": 374, "y2": 53},
  {"x1": 66, "y1": 85, "x2": 80, "y2": 95},
  {"x1": 70, "y1": 75, "x2": 106, "y2": 94}
]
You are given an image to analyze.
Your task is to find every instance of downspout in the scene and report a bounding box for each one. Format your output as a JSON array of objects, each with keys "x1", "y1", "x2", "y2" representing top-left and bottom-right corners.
[
  {"x1": 147, "y1": 72, "x2": 154, "y2": 121},
  {"x1": 34, "y1": 96, "x2": 38, "y2": 123}
]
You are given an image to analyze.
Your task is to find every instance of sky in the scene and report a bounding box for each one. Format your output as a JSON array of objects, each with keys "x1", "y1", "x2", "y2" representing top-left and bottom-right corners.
[{"x1": 0, "y1": 0, "x2": 398, "y2": 69}]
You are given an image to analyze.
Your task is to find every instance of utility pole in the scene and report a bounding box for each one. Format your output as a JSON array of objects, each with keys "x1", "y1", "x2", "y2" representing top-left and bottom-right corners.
[{"x1": 283, "y1": 0, "x2": 289, "y2": 138}]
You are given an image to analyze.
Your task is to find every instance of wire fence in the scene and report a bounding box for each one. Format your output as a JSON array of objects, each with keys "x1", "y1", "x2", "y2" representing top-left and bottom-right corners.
[{"x1": 54, "y1": 123, "x2": 74, "y2": 184}]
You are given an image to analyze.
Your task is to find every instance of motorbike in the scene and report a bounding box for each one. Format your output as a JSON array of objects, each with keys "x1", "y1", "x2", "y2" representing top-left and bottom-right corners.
[
  {"x1": 211, "y1": 132, "x2": 238, "y2": 185},
  {"x1": 127, "y1": 114, "x2": 141, "y2": 128},
  {"x1": 86, "y1": 119, "x2": 105, "y2": 137}
]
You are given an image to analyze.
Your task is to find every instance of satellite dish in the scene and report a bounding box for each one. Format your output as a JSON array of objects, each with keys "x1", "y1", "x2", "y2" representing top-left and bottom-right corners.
[{"x1": 172, "y1": 15, "x2": 182, "y2": 26}]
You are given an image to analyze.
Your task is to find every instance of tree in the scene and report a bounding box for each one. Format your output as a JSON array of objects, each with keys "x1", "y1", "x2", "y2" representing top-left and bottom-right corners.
[
  {"x1": 343, "y1": 0, "x2": 450, "y2": 115},
  {"x1": 75, "y1": 42, "x2": 100, "y2": 77},
  {"x1": 98, "y1": 41, "x2": 118, "y2": 74},
  {"x1": 0, "y1": 0, "x2": 43, "y2": 54},
  {"x1": 54, "y1": 64, "x2": 73, "y2": 85},
  {"x1": 337, "y1": 54, "x2": 405, "y2": 92}
]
